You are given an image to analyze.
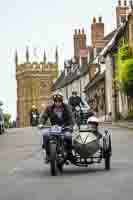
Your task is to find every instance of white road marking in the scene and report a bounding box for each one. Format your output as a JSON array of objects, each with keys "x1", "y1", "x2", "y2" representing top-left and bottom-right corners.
[{"x1": 9, "y1": 166, "x2": 23, "y2": 175}]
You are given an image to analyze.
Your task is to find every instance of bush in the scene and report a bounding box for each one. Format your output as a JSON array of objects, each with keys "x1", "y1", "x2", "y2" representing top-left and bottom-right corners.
[
  {"x1": 116, "y1": 44, "x2": 133, "y2": 96},
  {"x1": 3, "y1": 113, "x2": 12, "y2": 128},
  {"x1": 127, "y1": 111, "x2": 133, "y2": 119}
]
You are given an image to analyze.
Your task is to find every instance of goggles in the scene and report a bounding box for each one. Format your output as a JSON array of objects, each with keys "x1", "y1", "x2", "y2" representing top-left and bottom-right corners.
[{"x1": 53, "y1": 95, "x2": 63, "y2": 102}]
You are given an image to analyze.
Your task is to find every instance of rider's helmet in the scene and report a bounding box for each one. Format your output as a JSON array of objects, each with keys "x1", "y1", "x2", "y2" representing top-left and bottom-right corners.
[
  {"x1": 87, "y1": 116, "x2": 99, "y2": 130},
  {"x1": 52, "y1": 91, "x2": 63, "y2": 102},
  {"x1": 72, "y1": 91, "x2": 77, "y2": 96}
]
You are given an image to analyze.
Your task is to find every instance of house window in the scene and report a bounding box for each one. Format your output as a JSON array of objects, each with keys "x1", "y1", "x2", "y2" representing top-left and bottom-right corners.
[{"x1": 66, "y1": 87, "x2": 68, "y2": 100}]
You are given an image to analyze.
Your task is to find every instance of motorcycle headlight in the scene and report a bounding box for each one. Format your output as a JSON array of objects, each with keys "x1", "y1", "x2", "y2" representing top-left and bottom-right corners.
[{"x1": 75, "y1": 106, "x2": 80, "y2": 111}]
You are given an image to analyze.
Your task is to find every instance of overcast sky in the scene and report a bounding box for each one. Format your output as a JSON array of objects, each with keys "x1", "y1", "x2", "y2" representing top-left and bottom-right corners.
[{"x1": 0, "y1": 0, "x2": 118, "y2": 120}]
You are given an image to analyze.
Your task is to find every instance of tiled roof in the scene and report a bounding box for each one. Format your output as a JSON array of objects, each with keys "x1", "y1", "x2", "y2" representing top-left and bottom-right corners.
[
  {"x1": 103, "y1": 29, "x2": 117, "y2": 42},
  {"x1": 52, "y1": 24, "x2": 121, "y2": 91},
  {"x1": 99, "y1": 22, "x2": 127, "y2": 57},
  {"x1": 52, "y1": 63, "x2": 90, "y2": 90},
  {"x1": 52, "y1": 52, "x2": 94, "y2": 91},
  {"x1": 52, "y1": 71, "x2": 65, "y2": 90},
  {"x1": 84, "y1": 23, "x2": 127, "y2": 93},
  {"x1": 84, "y1": 72, "x2": 105, "y2": 91}
]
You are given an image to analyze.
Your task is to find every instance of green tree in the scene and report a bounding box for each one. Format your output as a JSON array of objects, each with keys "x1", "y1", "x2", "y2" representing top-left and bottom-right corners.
[
  {"x1": 116, "y1": 44, "x2": 133, "y2": 95},
  {"x1": 3, "y1": 113, "x2": 12, "y2": 128}
]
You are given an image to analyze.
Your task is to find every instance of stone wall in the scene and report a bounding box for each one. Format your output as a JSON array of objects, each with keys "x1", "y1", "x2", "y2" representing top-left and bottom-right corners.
[{"x1": 16, "y1": 62, "x2": 58, "y2": 127}]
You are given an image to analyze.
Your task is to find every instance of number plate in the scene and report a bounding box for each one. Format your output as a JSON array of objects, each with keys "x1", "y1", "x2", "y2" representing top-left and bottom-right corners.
[{"x1": 50, "y1": 126, "x2": 62, "y2": 134}]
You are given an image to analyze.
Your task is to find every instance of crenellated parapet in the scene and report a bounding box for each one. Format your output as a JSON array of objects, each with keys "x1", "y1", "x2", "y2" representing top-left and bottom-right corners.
[
  {"x1": 16, "y1": 61, "x2": 58, "y2": 77},
  {"x1": 15, "y1": 47, "x2": 58, "y2": 77}
]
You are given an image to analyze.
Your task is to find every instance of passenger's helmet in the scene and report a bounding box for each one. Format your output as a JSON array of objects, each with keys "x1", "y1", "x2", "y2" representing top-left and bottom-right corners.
[
  {"x1": 87, "y1": 116, "x2": 99, "y2": 128},
  {"x1": 52, "y1": 91, "x2": 63, "y2": 102}
]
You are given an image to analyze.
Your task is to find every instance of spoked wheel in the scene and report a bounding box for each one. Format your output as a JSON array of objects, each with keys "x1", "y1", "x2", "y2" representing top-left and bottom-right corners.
[
  {"x1": 57, "y1": 163, "x2": 63, "y2": 174},
  {"x1": 49, "y1": 143, "x2": 57, "y2": 176}
]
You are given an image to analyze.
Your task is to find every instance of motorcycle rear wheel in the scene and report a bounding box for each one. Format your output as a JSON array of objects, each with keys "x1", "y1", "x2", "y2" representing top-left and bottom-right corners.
[
  {"x1": 49, "y1": 143, "x2": 57, "y2": 176},
  {"x1": 103, "y1": 135, "x2": 111, "y2": 170},
  {"x1": 57, "y1": 162, "x2": 63, "y2": 173}
]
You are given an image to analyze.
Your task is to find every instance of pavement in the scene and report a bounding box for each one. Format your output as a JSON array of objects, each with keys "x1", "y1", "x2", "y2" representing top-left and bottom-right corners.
[
  {"x1": 101, "y1": 120, "x2": 133, "y2": 130},
  {"x1": 114, "y1": 121, "x2": 133, "y2": 130},
  {"x1": 0, "y1": 125, "x2": 133, "y2": 200}
]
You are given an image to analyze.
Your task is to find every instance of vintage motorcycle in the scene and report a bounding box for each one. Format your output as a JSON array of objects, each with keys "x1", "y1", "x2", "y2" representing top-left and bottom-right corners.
[
  {"x1": 39, "y1": 106, "x2": 112, "y2": 176},
  {"x1": 39, "y1": 125, "x2": 73, "y2": 176},
  {"x1": 31, "y1": 112, "x2": 39, "y2": 127}
]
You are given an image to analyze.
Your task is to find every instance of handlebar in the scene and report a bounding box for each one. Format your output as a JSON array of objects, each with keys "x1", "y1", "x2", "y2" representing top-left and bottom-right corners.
[{"x1": 38, "y1": 124, "x2": 73, "y2": 131}]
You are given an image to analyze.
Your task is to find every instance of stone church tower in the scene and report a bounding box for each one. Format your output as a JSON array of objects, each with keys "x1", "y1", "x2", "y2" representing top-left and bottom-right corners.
[{"x1": 16, "y1": 47, "x2": 59, "y2": 127}]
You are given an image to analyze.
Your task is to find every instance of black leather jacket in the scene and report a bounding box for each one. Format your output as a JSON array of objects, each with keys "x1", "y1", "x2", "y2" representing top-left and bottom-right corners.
[
  {"x1": 39, "y1": 103, "x2": 74, "y2": 127},
  {"x1": 68, "y1": 96, "x2": 84, "y2": 111}
]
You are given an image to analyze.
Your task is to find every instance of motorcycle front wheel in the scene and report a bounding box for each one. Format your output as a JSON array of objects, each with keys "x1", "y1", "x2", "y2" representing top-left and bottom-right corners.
[{"x1": 49, "y1": 143, "x2": 57, "y2": 176}]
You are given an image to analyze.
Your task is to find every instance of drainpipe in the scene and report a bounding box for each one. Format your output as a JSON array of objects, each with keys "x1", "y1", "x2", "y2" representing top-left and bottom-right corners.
[
  {"x1": 112, "y1": 54, "x2": 117, "y2": 121},
  {"x1": 80, "y1": 78, "x2": 82, "y2": 97},
  {"x1": 104, "y1": 75, "x2": 107, "y2": 121}
]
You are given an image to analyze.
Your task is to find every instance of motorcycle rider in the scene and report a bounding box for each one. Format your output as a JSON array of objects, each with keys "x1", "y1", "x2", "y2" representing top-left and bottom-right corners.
[
  {"x1": 68, "y1": 91, "x2": 85, "y2": 126},
  {"x1": 39, "y1": 91, "x2": 74, "y2": 163},
  {"x1": 68, "y1": 91, "x2": 85, "y2": 112},
  {"x1": 29, "y1": 105, "x2": 39, "y2": 126}
]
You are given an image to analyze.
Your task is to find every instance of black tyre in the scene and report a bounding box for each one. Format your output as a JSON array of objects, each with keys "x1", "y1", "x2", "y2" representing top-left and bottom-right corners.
[
  {"x1": 57, "y1": 163, "x2": 63, "y2": 174},
  {"x1": 103, "y1": 134, "x2": 112, "y2": 170},
  {"x1": 105, "y1": 156, "x2": 110, "y2": 170},
  {"x1": 49, "y1": 143, "x2": 57, "y2": 176},
  {"x1": 103, "y1": 134, "x2": 112, "y2": 154},
  {"x1": 108, "y1": 135, "x2": 112, "y2": 155}
]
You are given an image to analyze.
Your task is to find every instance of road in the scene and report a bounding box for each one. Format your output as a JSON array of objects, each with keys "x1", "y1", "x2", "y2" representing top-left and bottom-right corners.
[{"x1": 0, "y1": 125, "x2": 133, "y2": 200}]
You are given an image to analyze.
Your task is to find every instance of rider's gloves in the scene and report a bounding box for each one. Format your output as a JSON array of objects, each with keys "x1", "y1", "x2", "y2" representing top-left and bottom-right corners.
[{"x1": 38, "y1": 124, "x2": 44, "y2": 129}]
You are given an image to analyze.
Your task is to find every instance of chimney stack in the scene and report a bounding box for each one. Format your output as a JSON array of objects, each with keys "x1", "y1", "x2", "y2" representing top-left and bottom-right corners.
[
  {"x1": 116, "y1": 0, "x2": 129, "y2": 27},
  {"x1": 99, "y1": 16, "x2": 102, "y2": 23},
  {"x1": 124, "y1": 0, "x2": 127, "y2": 6},
  {"x1": 91, "y1": 16, "x2": 105, "y2": 49},
  {"x1": 73, "y1": 28, "x2": 86, "y2": 63},
  {"x1": 26, "y1": 46, "x2": 29, "y2": 63},
  {"x1": 118, "y1": 0, "x2": 121, "y2": 6},
  {"x1": 15, "y1": 50, "x2": 18, "y2": 66}
]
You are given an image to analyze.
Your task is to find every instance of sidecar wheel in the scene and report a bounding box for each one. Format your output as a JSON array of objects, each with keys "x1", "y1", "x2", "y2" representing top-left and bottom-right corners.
[
  {"x1": 49, "y1": 143, "x2": 57, "y2": 176},
  {"x1": 105, "y1": 156, "x2": 110, "y2": 170}
]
